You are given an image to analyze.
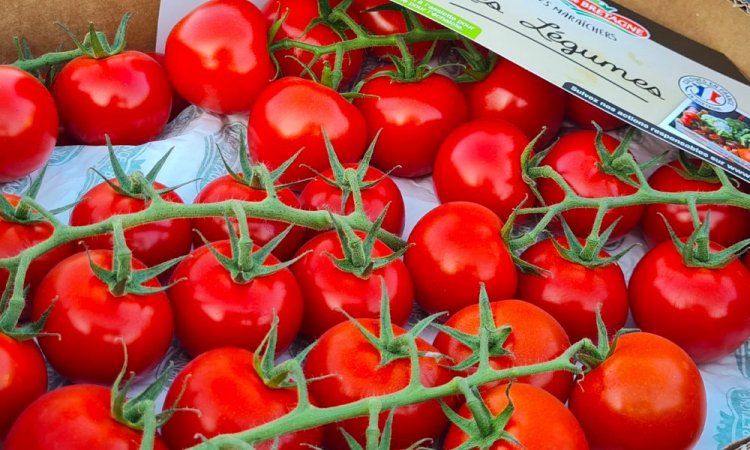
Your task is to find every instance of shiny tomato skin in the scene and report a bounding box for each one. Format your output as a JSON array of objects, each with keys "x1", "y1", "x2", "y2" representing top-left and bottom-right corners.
[
  {"x1": 291, "y1": 230, "x2": 413, "y2": 338},
  {"x1": 0, "y1": 194, "x2": 75, "y2": 303},
  {"x1": 629, "y1": 240, "x2": 750, "y2": 363},
  {"x1": 353, "y1": 72, "x2": 468, "y2": 178},
  {"x1": 4, "y1": 384, "x2": 168, "y2": 450},
  {"x1": 265, "y1": 0, "x2": 364, "y2": 86},
  {"x1": 641, "y1": 161, "x2": 750, "y2": 248},
  {"x1": 432, "y1": 119, "x2": 533, "y2": 221},
  {"x1": 168, "y1": 240, "x2": 303, "y2": 356},
  {"x1": 69, "y1": 180, "x2": 193, "y2": 268},
  {"x1": 0, "y1": 334, "x2": 47, "y2": 440},
  {"x1": 192, "y1": 175, "x2": 306, "y2": 260},
  {"x1": 536, "y1": 130, "x2": 644, "y2": 241},
  {"x1": 165, "y1": 0, "x2": 273, "y2": 114},
  {"x1": 516, "y1": 238, "x2": 629, "y2": 343},
  {"x1": 32, "y1": 250, "x2": 174, "y2": 384},
  {"x1": 405, "y1": 202, "x2": 517, "y2": 315},
  {"x1": 443, "y1": 383, "x2": 589, "y2": 450},
  {"x1": 162, "y1": 347, "x2": 323, "y2": 450},
  {"x1": 304, "y1": 319, "x2": 454, "y2": 449},
  {"x1": 565, "y1": 94, "x2": 624, "y2": 130},
  {"x1": 52, "y1": 51, "x2": 171, "y2": 145},
  {"x1": 248, "y1": 77, "x2": 368, "y2": 185},
  {"x1": 463, "y1": 60, "x2": 565, "y2": 146},
  {"x1": 568, "y1": 332, "x2": 706, "y2": 450},
  {"x1": 298, "y1": 163, "x2": 405, "y2": 236},
  {"x1": 433, "y1": 300, "x2": 573, "y2": 401},
  {"x1": 0, "y1": 66, "x2": 58, "y2": 182}
]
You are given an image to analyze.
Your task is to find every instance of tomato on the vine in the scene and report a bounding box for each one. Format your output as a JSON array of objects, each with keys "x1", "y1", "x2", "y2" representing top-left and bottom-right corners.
[
  {"x1": 32, "y1": 250, "x2": 174, "y2": 384},
  {"x1": 52, "y1": 51, "x2": 172, "y2": 145},
  {"x1": 568, "y1": 332, "x2": 706, "y2": 450},
  {"x1": 0, "y1": 334, "x2": 47, "y2": 440},
  {"x1": 248, "y1": 77, "x2": 367, "y2": 185},
  {"x1": 0, "y1": 66, "x2": 58, "y2": 182},
  {"x1": 162, "y1": 347, "x2": 323, "y2": 450},
  {"x1": 432, "y1": 119, "x2": 533, "y2": 221},
  {"x1": 443, "y1": 383, "x2": 588, "y2": 450},
  {"x1": 165, "y1": 0, "x2": 273, "y2": 114},
  {"x1": 405, "y1": 202, "x2": 517, "y2": 315},
  {"x1": 433, "y1": 300, "x2": 573, "y2": 401}
]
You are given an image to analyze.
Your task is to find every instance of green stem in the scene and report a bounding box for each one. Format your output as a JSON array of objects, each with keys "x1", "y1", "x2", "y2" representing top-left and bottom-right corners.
[{"x1": 12, "y1": 48, "x2": 85, "y2": 72}]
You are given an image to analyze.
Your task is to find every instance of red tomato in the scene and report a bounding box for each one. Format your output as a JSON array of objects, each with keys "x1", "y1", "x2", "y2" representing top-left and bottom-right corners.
[
  {"x1": 192, "y1": 175, "x2": 306, "y2": 260},
  {"x1": 352, "y1": 0, "x2": 444, "y2": 60},
  {"x1": 298, "y1": 163, "x2": 405, "y2": 236},
  {"x1": 0, "y1": 194, "x2": 75, "y2": 302},
  {"x1": 162, "y1": 347, "x2": 323, "y2": 450},
  {"x1": 0, "y1": 334, "x2": 47, "y2": 439},
  {"x1": 443, "y1": 383, "x2": 589, "y2": 450},
  {"x1": 516, "y1": 238, "x2": 629, "y2": 343},
  {"x1": 291, "y1": 230, "x2": 413, "y2": 338},
  {"x1": 565, "y1": 94, "x2": 624, "y2": 130},
  {"x1": 248, "y1": 77, "x2": 367, "y2": 185},
  {"x1": 146, "y1": 52, "x2": 191, "y2": 120},
  {"x1": 168, "y1": 240, "x2": 303, "y2": 356},
  {"x1": 265, "y1": 0, "x2": 364, "y2": 86},
  {"x1": 568, "y1": 332, "x2": 706, "y2": 450},
  {"x1": 463, "y1": 59, "x2": 565, "y2": 146},
  {"x1": 0, "y1": 66, "x2": 58, "y2": 182},
  {"x1": 304, "y1": 319, "x2": 454, "y2": 449},
  {"x1": 52, "y1": 51, "x2": 171, "y2": 145},
  {"x1": 432, "y1": 119, "x2": 533, "y2": 221},
  {"x1": 405, "y1": 202, "x2": 517, "y2": 315},
  {"x1": 629, "y1": 239, "x2": 750, "y2": 363},
  {"x1": 433, "y1": 300, "x2": 573, "y2": 401},
  {"x1": 353, "y1": 72, "x2": 468, "y2": 178},
  {"x1": 536, "y1": 130, "x2": 644, "y2": 241},
  {"x1": 69, "y1": 180, "x2": 193, "y2": 268},
  {"x1": 4, "y1": 384, "x2": 168, "y2": 450},
  {"x1": 165, "y1": 0, "x2": 273, "y2": 114},
  {"x1": 32, "y1": 250, "x2": 174, "y2": 384},
  {"x1": 641, "y1": 161, "x2": 750, "y2": 248}
]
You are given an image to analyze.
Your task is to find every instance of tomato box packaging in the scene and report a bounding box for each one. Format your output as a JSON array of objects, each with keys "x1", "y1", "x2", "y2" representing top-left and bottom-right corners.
[{"x1": 3, "y1": 0, "x2": 750, "y2": 449}]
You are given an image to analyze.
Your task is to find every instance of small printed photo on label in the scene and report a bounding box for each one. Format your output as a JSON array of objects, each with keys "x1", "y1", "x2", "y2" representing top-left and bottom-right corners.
[{"x1": 679, "y1": 76, "x2": 738, "y2": 113}]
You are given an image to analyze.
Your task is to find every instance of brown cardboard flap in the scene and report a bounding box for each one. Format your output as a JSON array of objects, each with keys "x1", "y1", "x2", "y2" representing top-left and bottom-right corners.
[{"x1": 0, "y1": 0, "x2": 160, "y2": 64}]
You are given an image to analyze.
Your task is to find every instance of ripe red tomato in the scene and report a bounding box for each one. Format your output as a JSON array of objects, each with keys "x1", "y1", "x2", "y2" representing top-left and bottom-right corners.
[
  {"x1": 0, "y1": 66, "x2": 58, "y2": 182},
  {"x1": 69, "y1": 180, "x2": 193, "y2": 268},
  {"x1": 32, "y1": 250, "x2": 174, "y2": 384},
  {"x1": 641, "y1": 161, "x2": 750, "y2": 248},
  {"x1": 565, "y1": 93, "x2": 624, "y2": 130},
  {"x1": 443, "y1": 383, "x2": 589, "y2": 450},
  {"x1": 304, "y1": 319, "x2": 454, "y2": 449},
  {"x1": 162, "y1": 347, "x2": 323, "y2": 450},
  {"x1": 463, "y1": 59, "x2": 565, "y2": 146},
  {"x1": 433, "y1": 300, "x2": 573, "y2": 401},
  {"x1": 192, "y1": 175, "x2": 306, "y2": 260},
  {"x1": 168, "y1": 240, "x2": 303, "y2": 356},
  {"x1": 516, "y1": 238, "x2": 629, "y2": 343},
  {"x1": 353, "y1": 71, "x2": 468, "y2": 178},
  {"x1": 291, "y1": 230, "x2": 413, "y2": 338},
  {"x1": 568, "y1": 332, "x2": 706, "y2": 450},
  {"x1": 0, "y1": 194, "x2": 75, "y2": 302},
  {"x1": 432, "y1": 119, "x2": 533, "y2": 221},
  {"x1": 536, "y1": 130, "x2": 644, "y2": 241},
  {"x1": 4, "y1": 384, "x2": 168, "y2": 450},
  {"x1": 265, "y1": 0, "x2": 364, "y2": 86},
  {"x1": 298, "y1": 163, "x2": 405, "y2": 236},
  {"x1": 165, "y1": 0, "x2": 273, "y2": 114},
  {"x1": 52, "y1": 51, "x2": 171, "y2": 145},
  {"x1": 0, "y1": 334, "x2": 47, "y2": 439},
  {"x1": 248, "y1": 77, "x2": 367, "y2": 185},
  {"x1": 405, "y1": 202, "x2": 517, "y2": 315},
  {"x1": 146, "y1": 52, "x2": 191, "y2": 120},
  {"x1": 629, "y1": 239, "x2": 750, "y2": 363}
]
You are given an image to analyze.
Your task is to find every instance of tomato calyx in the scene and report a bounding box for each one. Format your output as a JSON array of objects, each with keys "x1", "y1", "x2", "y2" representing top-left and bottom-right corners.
[
  {"x1": 669, "y1": 151, "x2": 722, "y2": 183},
  {"x1": 546, "y1": 218, "x2": 634, "y2": 270},
  {"x1": 0, "y1": 168, "x2": 57, "y2": 225},
  {"x1": 56, "y1": 13, "x2": 132, "y2": 60},
  {"x1": 252, "y1": 315, "x2": 313, "y2": 390},
  {"x1": 663, "y1": 210, "x2": 750, "y2": 269},
  {"x1": 433, "y1": 284, "x2": 512, "y2": 372},
  {"x1": 221, "y1": 134, "x2": 304, "y2": 192},
  {"x1": 453, "y1": 38, "x2": 496, "y2": 84}
]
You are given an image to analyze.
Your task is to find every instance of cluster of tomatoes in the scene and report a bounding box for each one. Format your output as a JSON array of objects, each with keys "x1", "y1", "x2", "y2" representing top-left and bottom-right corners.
[{"x1": 2, "y1": 0, "x2": 750, "y2": 448}]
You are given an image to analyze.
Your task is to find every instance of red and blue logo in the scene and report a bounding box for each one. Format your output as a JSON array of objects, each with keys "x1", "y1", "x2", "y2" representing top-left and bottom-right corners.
[{"x1": 679, "y1": 76, "x2": 738, "y2": 113}]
